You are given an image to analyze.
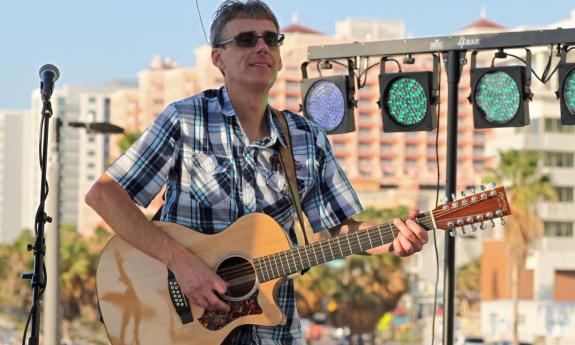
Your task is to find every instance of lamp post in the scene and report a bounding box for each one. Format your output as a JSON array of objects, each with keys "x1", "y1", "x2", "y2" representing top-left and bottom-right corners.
[{"x1": 44, "y1": 120, "x2": 123, "y2": 345}]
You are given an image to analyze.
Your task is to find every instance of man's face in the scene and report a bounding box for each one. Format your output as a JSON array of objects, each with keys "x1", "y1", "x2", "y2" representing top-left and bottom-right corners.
[{"x1": 211, "y1": 17, "x2": 283, "y2": 93}]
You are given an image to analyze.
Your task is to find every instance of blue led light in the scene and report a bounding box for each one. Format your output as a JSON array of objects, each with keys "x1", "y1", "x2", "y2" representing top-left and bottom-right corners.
[{"x1": 305, "y1": 81, "x2": 345, "y2": 132}]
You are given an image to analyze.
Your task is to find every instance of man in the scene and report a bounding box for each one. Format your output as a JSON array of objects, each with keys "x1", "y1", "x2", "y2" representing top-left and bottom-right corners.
[{"x1": 85, "y1": 1, "x2": 428, "y2": 344}]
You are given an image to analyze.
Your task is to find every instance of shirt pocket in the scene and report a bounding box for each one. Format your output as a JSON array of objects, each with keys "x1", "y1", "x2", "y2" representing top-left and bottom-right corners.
[{"x1": 187, "y1": 151, "x2": 232, "y2": 207}]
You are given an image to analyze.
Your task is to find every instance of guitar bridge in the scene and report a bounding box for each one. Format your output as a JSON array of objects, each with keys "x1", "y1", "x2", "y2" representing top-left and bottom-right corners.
[{"x1": 167, "y1": 269, "x2": 193, "y2": 324}]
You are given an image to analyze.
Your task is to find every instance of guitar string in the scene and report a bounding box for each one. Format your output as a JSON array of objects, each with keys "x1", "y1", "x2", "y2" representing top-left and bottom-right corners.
[
  {"x1": 217, "y1": 196, "x2": 502, "y2": 283},
  {"x1": 217, "y1": 207, "x2": 499, "y2": 283},
  {"x1": 219, "y1": 210, "x2": 496, "y2": 284}
]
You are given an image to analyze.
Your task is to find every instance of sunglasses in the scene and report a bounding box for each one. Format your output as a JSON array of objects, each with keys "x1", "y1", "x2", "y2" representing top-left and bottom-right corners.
[{"x1": 217, "y1": 30, "x2": 285, "y2": 48}]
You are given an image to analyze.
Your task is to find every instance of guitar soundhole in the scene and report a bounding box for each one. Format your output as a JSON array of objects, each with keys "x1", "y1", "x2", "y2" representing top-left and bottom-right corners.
[{"x1": 216, "y1": 256, "x2": 256, "y2": 300}]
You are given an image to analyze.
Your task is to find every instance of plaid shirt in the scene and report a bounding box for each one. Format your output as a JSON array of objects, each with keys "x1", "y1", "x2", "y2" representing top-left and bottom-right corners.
[{"x1": 107, "y1": 86, "x2": 363, "y2": 344}]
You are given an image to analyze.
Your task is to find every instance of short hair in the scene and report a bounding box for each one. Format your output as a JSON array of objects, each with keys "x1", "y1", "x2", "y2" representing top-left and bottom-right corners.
[{"x1": 210, "y1": 0, "x2": 280, "y2": 47}]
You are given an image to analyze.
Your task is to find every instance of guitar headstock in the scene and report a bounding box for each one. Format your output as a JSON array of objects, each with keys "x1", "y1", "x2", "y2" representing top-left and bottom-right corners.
[{"x1": 432, "y1": 183, "x2": 511, "y2": 236}]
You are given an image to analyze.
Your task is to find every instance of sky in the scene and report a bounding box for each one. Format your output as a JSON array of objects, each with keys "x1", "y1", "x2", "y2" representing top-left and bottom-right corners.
[{"x1": 1, "y1": 0, "x2": 574, "y2": 110}]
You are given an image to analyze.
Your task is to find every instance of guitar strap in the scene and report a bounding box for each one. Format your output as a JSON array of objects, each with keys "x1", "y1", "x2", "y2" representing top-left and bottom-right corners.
[{"x1": 271, "y1": 107, "x2": 310, "y2": 248}]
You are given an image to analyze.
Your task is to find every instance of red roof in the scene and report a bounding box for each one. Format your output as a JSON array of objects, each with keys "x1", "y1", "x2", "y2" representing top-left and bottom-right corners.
[
  {"x1": 282, "y1": 23, "x2": 323, "y2": 35},
  {"x1": 462, "y1": 18, "x2": 506, "y2": 30}
]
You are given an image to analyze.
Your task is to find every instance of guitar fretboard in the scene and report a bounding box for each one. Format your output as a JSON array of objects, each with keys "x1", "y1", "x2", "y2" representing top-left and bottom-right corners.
[{"x1": 253, "y1": 211, "x2": 434, "y2": 282}]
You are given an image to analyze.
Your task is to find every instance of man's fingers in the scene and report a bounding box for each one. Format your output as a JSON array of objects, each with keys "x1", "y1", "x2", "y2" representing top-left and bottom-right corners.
[{"x1": 405, "y1": 219, "x2": 429, "y2": 244}]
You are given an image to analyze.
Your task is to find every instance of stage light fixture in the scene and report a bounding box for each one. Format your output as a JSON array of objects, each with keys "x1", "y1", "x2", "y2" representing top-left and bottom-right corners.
[
  {"x1": 300, "y1": 59, "x2": 356, "y2": 134},
  {"x1": 556, "y1": 47, "x2": 575, "y2": 125},
  {"x1": 469, "y1": 49, "x2": 532, "y2": 128},
  {"x1": 378, "y1": 55, "x2": 439, "y2": 132}
]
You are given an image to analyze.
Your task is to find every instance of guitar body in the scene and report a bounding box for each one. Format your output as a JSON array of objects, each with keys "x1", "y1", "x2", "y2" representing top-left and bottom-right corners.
[{"x1": 96, "y1": 213, "x2": 291, "y2": 345}]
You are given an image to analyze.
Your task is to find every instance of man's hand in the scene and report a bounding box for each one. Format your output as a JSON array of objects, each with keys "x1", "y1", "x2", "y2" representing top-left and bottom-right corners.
[
  {"x1": 170, "y1": 251, "x2": 230, "y2": 313},
  {"x1": 390, "y1": 209, "x2": 428, "y2": 257}
]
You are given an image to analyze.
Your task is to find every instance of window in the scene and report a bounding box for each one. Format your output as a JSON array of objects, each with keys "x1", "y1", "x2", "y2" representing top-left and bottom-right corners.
[
  {"x1": 473, "y1": 131, "x2": 486, "y2": 140},
  {"x1": 381, "y1": 143, "x2": 393, "y2": 151},
  {"x1": 544, "y1": 152, "x2": 574, "y2": 168},
  {"x1": 333, "y1": 142, "x2": 346, "y2": 151},
  {"x1": 88, "y1": 96, "x2": 97, "y2": 104},
  {"x1": 357, "y1": 99, "x2": 373, "y2": 108},
  {"x1": 286, "y1": 96, "x2": 299, "y2": 105},
  {"x1": 359, "y1": 129, "x2": 371, "y2": 137},
  {"x1": 406, "y1": 159, "x2": 417, "y2": 168},
  {"x1": 406, "y1": 144, "x2": 418, "y2": 153},
  {"x1": 544, "y1": 221, "x2": 573, "y2": 237},
  {"x1": 286, "y1": 80, "x2": 299, "y2": 91},
  {"x1": 359, "y1": 144, "x2": 371, "y2": 152},
  {"x1": 358, "y1": 112, "x2": 371, "y2": 123},
  {"x1": 473, "y1": 159, "x2": 485, "y2": 171},
  {"x1": 555, "y1": 187, "x2": 574, "y2": 202},
  {"x1": 473, "y1": 146, "x2": 484, "y2": 156},
  {"x1": 553, "y1": 270, "x2": 575, "y2": 301},
  {"x1": 545, "y1": 118, "x2": 575, "y2": 134}
]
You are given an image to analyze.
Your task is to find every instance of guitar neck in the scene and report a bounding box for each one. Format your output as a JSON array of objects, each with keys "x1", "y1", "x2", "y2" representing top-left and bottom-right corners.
[{"x1": 254, "y1": 211, "x2": 435, "y2": 282}]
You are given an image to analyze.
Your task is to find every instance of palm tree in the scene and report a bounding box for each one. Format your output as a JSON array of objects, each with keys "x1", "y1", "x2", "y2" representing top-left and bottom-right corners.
[
  {"x1": 485, "y1": 149, "x2": 555, "y2": 345},
  {"x1": 295, "y1": 206, "x2": 408, "y2": 345},
  {"x1": 456, "y1": 257, "x2": 481, "y2": 315}
]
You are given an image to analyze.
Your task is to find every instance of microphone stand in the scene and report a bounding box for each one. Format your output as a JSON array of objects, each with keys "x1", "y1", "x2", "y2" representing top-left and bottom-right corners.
[{"x1": 21, "y1": 100, "x2": 56, "y2": 345}]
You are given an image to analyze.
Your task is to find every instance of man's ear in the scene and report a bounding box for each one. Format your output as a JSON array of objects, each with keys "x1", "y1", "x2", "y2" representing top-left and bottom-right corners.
[{"x1": 211, "y1": 48, "x2": 224, "y2": 70}]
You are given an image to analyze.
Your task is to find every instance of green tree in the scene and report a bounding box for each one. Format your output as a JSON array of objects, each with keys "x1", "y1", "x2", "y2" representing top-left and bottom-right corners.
[
  {"x1": 59, "y1": 226, "x2": 111, "y2": 340},
  {"x1": 117, "y1": 131, "x2": 141, "y2": 153},
  {"x1": 296, "y1": 206, "x2": 409, "y2": 345},
  {"x1": 0, "y1": 230, "x2": 35, "y2": 316},
  {"x1": 457, "y1": 257, "x2": 481, "y2": 315},
  {"x1": 485, "y1": 149, "x2": 555, "y2": 345}
]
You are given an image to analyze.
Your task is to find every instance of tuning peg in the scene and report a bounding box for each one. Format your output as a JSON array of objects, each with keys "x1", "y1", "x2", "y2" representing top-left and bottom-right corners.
[
  {"x1": 486, "y1": 182, "x2": 496, "y2": 189},
  {"x1": 440, "y1": 195, "x2": 448, "y2": 204},
  {"x1": 470, "y1": 224, "x2": 478, "y2": 232},
  {"x1": 480, "y1": 222, "x2": 487, "y2": 230},
  {"x1": 449, "y1": 230, "x2": 457, "y2": 237},
  {"x1": 479, "y1": 185, "x2": 486, "y2": 192},
  {"x1": 490, "y1": 219, "x2": 496, "y2": 227},
  {"x1": 451, "y1": 193, "x2": 456, "y2": 201},
  {"x1": 470, "y1": 187, "x2": 476, "y2": 194},
  {"x1": 500, "y1": 218, "x2": 506, "y2": 226},
  {"x1": 460, "y1": 190, "x2": 466, "y2": 197},
  {"x1": 460, "y1": 226, "x2": 467, "y2": 235}
]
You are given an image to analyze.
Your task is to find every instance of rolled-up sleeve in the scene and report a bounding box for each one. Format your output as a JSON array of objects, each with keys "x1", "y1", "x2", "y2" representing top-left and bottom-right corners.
[{"x1": 106, "y1": 104, "x2": 181, "y2": 207}]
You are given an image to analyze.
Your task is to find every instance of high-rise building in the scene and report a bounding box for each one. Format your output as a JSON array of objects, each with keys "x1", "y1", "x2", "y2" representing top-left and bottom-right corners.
[
  {"x1": 27, "y1": 84, "x2": 129, "y2": 235},
  {"x1": 0, "y1": 109, "x2": 27, "y2": 243}
]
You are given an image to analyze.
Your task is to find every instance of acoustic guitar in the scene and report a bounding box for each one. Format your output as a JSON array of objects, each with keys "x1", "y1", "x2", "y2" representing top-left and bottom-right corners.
[{"x1": 96, "y1": 184, "x2": 510, "y2": 345}]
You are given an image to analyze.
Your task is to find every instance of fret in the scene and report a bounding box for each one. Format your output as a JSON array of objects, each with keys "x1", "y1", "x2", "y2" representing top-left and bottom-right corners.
[
  {"x1": 377, "y1": 224, "x2": 385, "y2": 245},
  {"x1": 356, "y1": 232, "x2": 363, "y2": 253},
  {"x1": 290, "y1": 249, "x2": 298, "y2": 273},
  {"x1": 328, "y1": 239, "x2": 335, "y2": 261},
  {"x1": 337, "y1": 237, "x2": 344, "y2": 257},
  {"x1": 319, "y1": 242, "x2": 326, "y2": 264},
  {"x1": 296, "y1": 247, "x2": 304, "y2": 271},
  {"x1": 273, "y1": 253, "x2": 280, "y2": 279},
  {"x1": 303, "y1": 245, "x2": 312, "y2": 269},
  {"x1": 311, "y1": 243, "x2": 319, "y2": 266},
  {"x1": 389, "y1": 223, "x2": 396, "y2": 241},
  {"x1": 347, "y1": 237, "x2": 353, "y2": 255},
  {"x1": 366, "y1": 229, "x2": 374, "y2": 249},
  {"x1": 281, "y1": 251, "x2": 290, "y2": 276},
  {"x1": 262, "y1": 256, "x2": 270, "y2": 281},
  {"x1": 257, "y1": 259, "x2": 265, "y2": 282}
]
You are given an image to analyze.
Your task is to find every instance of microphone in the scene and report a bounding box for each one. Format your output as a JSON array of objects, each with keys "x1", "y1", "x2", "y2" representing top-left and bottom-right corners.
[{"x1": 39, "y1": 64, "x2": 60, "y2": 103}]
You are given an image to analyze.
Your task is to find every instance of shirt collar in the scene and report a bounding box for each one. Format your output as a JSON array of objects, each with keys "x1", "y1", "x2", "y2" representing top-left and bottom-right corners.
[{"x1": 219, "y1": 86, "x2": 287, "y2": 149}]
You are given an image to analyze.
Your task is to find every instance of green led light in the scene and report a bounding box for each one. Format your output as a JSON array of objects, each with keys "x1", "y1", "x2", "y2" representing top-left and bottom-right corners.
[
  {"x1": 385, "y1": 77, "x2": 428, "y2": 126},
  {"x1": 563, "y1": 69, "x2": 575, "y2": 115},
  {"x1": 475, "y1": 71, "x2": 520, "y2": 124}
]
